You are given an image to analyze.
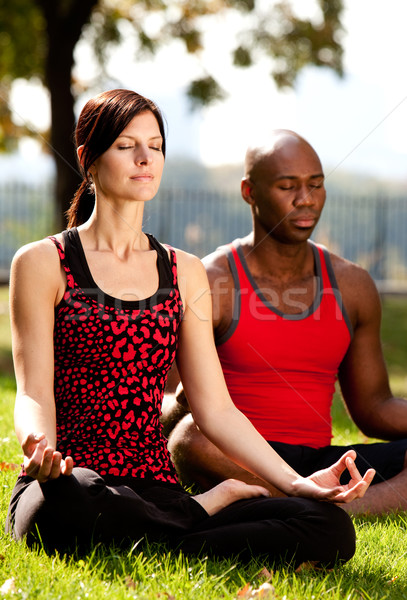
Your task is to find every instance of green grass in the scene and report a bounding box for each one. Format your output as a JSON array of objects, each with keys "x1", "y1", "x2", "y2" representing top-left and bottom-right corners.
[{"x1": 1, "y1": 289, "x2": 407, "y2": 598}]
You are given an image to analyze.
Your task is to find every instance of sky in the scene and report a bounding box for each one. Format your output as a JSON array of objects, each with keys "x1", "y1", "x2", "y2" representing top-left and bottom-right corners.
[{"x1": 6, "y1": 0, "x2": 407, "y2": 183}]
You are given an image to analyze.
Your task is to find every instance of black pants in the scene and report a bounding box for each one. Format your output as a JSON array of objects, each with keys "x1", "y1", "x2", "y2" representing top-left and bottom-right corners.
[
  {"x1": 268, "y1": 439, "x2": 407, "y2": 485},
  {"x1": 6, "y1": 468, "x2": 355, "y2": 567}
]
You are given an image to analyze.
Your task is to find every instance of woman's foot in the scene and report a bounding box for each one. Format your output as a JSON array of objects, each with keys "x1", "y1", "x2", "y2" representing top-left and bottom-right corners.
[{"x1": 193, "y1": 478, "x2": 270, "y2": 516}]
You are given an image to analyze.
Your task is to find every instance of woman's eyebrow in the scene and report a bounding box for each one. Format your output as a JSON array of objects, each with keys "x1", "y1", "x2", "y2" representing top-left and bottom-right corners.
[{"x1": 117, "y1": 134, "x2": 163, "y2": 141}]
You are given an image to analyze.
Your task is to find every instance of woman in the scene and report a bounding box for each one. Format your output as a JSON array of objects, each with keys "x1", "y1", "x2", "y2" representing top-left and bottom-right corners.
[{"x1": 5, "y1": 89, "x2": 374, "y2": 565}]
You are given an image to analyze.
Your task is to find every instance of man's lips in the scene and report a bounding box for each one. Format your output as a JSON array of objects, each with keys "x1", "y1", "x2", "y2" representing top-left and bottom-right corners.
[{"x1": 291, "y1": 216, "x2": 317, "y2": 228}]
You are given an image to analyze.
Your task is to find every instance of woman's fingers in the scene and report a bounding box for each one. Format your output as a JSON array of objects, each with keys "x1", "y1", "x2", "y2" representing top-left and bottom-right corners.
[
  {"x1": 332, "y1": 468, "x2": 376, "y2": 502},
  {"x1": 35, "y1": 446, "x2": 55, "y2": 481},
  {"x1": 23, "y1": 433, "x2": 73, "y2": 482},
  {"x1": 345, "y1": 456, "x2": 363, "y2": 482},
  {"x1": 61, "y1": 456, "x2": 74, "y2": 476},
  {"x1": 47, "y1": 452, "x2": 63, "y2": 480}
]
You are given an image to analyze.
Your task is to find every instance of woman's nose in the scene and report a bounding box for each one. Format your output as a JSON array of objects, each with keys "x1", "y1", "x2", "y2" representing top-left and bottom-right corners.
[{"x1": 134, "y1": 146, "x2": 153, "y2": 165}]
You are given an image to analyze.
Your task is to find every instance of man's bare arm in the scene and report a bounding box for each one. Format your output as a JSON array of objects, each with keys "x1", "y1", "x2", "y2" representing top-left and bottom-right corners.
[{"x1": 337, "y1": 260, "x2": 407, "y2": 439}]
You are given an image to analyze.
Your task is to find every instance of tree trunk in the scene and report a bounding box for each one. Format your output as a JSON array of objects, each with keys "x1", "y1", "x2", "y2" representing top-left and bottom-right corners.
[{"x1": 36, "y1": 0, "x2": 98, "y2": 230}]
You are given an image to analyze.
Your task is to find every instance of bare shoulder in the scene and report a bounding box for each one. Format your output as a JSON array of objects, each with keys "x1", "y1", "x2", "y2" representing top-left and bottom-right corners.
[
  {"x1": 202, "y1": 244, "x2": 233, "y2": 290},
  {"x1": 172, "y1": 247, "x2": 207, "y2": 280},
  {"x1": 330, "y1": 251, "x2": 378, "y2": 293},
  {"x1": 12, "y1": 236, "x2": 60, "y2": 271},
  {"x1": 11, "y1": 236, "x2": 65, "y2": 300},
  {"x1": 329, "y1": 250, "x2": 381, "y2": 323},
  {"x1": 170, "y1": 247, "x2": 209, "y2": 310}
]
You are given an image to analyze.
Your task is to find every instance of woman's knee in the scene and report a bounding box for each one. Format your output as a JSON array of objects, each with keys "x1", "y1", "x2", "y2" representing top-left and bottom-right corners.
[
  {"x1": 305, "y1": 500, "x2": 356, "y2": 564},
  {"x1": 11, "y1": 468, "x2": 108, "y2": 550}
]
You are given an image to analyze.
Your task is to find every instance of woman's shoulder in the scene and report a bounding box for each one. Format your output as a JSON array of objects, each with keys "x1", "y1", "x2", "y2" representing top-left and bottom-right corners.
[
  {"x1": 12, "y1": 234, "x2": 63, "y2": 265},
  {"x1": 170, "y1": 246, "x2": 205, "y2": 274},
  {"x1": 162, "y1": 247, "x2": 209, "y2": 305},
  {"x1": 11, "y1": 234, "x2": 66, "y2": 292}
]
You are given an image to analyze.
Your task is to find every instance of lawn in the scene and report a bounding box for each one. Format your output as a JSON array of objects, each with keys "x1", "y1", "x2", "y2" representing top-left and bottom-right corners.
[{"x1": 1, "y1": 286, "x2": 407, "y2": 599}]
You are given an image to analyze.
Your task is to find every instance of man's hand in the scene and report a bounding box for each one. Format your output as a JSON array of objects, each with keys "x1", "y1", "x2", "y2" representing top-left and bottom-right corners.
[
  {"x1": 22, "y1": 433, "x2": 74, "y2": 483},
  {"x1": 291, "y1": 450, "x2": 375, "y2": 503}
]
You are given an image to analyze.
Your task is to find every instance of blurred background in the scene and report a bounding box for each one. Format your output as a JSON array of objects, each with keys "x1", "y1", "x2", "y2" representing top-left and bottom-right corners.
[{"x1": 1, "y1": 0, "x2": 407, "y2": 289}]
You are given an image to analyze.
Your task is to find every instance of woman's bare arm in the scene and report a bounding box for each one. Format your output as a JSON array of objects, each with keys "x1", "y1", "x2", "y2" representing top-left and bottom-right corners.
[{"x1": 10, "y1": 239, "x2": 73, "y2": 481}]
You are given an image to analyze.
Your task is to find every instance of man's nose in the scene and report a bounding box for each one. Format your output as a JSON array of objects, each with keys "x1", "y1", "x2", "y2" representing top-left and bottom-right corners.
[{"x1": 294, "y1": 184, "x2": 314, "y2": 206}]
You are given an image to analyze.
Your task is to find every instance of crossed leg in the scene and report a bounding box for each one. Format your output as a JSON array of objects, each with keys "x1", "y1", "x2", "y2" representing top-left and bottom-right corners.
[{"x1": 167, "y1": 413, "x2": 407, "y2": 516}]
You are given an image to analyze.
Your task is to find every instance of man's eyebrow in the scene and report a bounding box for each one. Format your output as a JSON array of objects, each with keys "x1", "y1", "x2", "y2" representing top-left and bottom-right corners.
[{"x1": 275, "y1": 173, "x2": 325, "y2": 180}]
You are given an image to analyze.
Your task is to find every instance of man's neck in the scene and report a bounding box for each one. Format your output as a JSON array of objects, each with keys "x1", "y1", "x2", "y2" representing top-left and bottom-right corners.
[{"x1": 243, "y1": 232, "x2": 314, "y2": 284}]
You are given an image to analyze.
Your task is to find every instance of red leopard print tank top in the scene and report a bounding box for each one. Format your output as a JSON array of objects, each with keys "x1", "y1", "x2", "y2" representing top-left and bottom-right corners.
[{"x1": 50, "y1": 228, "x2": 182, "y2": 484}]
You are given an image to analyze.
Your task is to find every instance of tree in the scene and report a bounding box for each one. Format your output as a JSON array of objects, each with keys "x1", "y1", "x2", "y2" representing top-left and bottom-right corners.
[{"x1": 0, "y1": 0, "x2": 344, "y2": 228}]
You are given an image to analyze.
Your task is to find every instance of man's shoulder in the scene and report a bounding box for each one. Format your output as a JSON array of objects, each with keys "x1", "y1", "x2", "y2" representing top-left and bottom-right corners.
[
  {"x1": 202, "y1": 241, "x2": 235, "y2": 274},
  {"x1": 328, "y1": 249, "x2": 372, "y2": 281},
  {"x1": 327, "y1": 248, "x2": 379, "y2": 302},
  {"x1": 202, "y1": 238, "x2": 247, "y2": 291},
  {"x1": 202, "y1": 236, "x2": 251, "y2": 271}
]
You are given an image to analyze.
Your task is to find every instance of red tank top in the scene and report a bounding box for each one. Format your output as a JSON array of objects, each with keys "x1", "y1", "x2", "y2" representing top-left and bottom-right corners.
[
  {"x1": 50, "y1": 228, "x2": 182, "y2": 483},
  {"x1": 216, "y1": 240, "x2": 352, "y2": 448}
]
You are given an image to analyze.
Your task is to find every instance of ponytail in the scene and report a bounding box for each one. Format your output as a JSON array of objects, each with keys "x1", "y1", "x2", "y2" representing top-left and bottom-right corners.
[{"x1": 66, "y1": 179, "x2": 95, "y2": 228}]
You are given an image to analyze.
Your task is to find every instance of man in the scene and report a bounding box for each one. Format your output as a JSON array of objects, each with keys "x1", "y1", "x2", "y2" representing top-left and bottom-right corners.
[{"x1": 161, "y1": 129, "x2": 407, "y2": 515}]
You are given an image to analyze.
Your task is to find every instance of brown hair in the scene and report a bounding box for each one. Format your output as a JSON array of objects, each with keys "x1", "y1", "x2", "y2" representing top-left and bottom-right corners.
[{"x1": 67, "y1": 89, "x2": 166, "y2": 228}]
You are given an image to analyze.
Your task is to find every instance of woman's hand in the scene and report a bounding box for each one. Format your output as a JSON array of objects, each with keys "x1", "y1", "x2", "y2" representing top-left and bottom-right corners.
[
  {"x1": 22, "y1": 433, "x2": 73, "y2": 483},
  {"x1": 291, "y1": 450, "x2": 375, "y2": 503}
]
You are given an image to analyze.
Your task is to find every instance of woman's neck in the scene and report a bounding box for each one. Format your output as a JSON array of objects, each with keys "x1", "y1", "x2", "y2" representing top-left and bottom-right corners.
[{"x1": 78, "y1": 200, "x2": 149, "y2": 256}]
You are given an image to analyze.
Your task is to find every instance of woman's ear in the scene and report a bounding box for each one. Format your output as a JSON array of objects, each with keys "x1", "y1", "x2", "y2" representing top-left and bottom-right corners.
[
  {"x1": 77, "y1": 145, "x2": 85, "y2": 168},
  {"x1": 77, "y1": 145, "x2": 96, "y2": 176}
]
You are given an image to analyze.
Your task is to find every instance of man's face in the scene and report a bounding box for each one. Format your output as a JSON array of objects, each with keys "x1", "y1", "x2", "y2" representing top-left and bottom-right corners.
[{"x1": 248, "y1": 139, "x2": 326, "y2": 244}]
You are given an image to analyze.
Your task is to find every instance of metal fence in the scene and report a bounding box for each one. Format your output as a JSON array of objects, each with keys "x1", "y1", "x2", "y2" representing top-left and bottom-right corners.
[{"x1": 1, "y1": 181, "x2": 407, "y2": 292}]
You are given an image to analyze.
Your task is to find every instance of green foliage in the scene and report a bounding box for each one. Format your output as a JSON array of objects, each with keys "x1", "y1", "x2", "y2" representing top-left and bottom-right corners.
[
  {"x1": 0, "y1": 0, "x2": 46, "y2": 81},
  {"x1": 0, "y1": 0, "x2": 346, "y2": 112},
  {"x1": 247, "y1": 0, "x2": 344, "y2": 88},
  {"x1": 0, "y1": 0, "x2": 47, "y2": 150},
  {"x1": 0, "y1": 0, "x2": 346, "y2": 225},
  {"x1": 233, "y1": 45, "x2": 253, "y2": 67},
  {"x1": 187, "y1": 76, "x2": 227, "y2": 109}
]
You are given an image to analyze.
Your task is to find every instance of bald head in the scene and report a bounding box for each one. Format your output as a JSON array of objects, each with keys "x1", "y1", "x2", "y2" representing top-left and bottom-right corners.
[
  {"x1": 244, "y1": 130, "x2": 322, "y2": 181},
  {"x1": 240, "y1": 129, "x2": 326, "y2": 243}
]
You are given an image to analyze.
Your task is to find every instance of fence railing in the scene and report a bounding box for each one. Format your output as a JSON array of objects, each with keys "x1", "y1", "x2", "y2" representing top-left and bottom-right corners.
[{"x1": 1, "y1": 181, "x2": 407, "y2": 292}]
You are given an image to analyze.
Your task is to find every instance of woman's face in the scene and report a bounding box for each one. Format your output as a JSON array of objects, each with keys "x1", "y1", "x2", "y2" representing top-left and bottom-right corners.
[{"x1": 89, "y1": 110, "x2": 165, "y2": 204}]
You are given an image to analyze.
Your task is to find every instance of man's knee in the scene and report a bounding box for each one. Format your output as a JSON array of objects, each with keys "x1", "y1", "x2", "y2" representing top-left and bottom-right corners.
[
  {"x1": 168, "y1": 414, "x2": 204, "y2": 469},
  {"x1": 168, "y1": 414, "x2": 222, "y2": 490},
  {"x1": 160, "y1": 393, "x2": 190, "y2": 438}
]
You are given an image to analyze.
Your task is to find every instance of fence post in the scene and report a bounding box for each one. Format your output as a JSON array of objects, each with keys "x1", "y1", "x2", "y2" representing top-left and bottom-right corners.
[{"x1": 372, "y1": 195, "x2": 387, "y2": 282}]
